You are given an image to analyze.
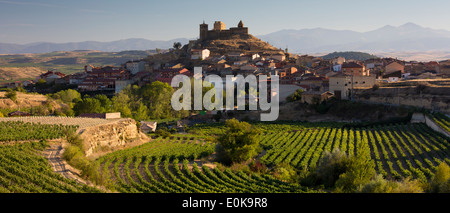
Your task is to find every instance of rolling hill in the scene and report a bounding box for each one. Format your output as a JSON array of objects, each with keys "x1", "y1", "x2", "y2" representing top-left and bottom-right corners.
[
  {"x1": 0, "y1": 50, "x2": 155, "y2": 83},
  {"x1": 320, "y1": 51, "x2": 379, "y2": 61}
]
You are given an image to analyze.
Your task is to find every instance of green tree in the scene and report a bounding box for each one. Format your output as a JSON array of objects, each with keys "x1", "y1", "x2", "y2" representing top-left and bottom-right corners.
[
  {"x1": 173, "y1": 42, "x2": 182, "y2": 50},
  {"x1": 53, "y1": 89, "x2": 81, "y2": 107},
  {"x1": 133, "y1": 102, "x2": 150, "y2": 121},
  {"x1": 112, "y1": 91, "x2": 133, "y2": 118},
  {"x1": 35, "y1": 78, "x2": 48, "y2": 90},
  {"x1": 139, "y1": 81, "x2": 174, "y2": 119},
  {"x1": 216, "y1": 119, "x2": 261, "y2": 164},
  {"x1": 73, "y1": 96, "x2": 102, "y2": 115},
  {"x1": 335, "y1": 140, "x2": 376, "y2": 192},
  {"x1": 5, "y1": 89, "x2": 17, "y2": 102},
  {"x1": 94, "y1": 94, "x2": 113, "y2": 113}
]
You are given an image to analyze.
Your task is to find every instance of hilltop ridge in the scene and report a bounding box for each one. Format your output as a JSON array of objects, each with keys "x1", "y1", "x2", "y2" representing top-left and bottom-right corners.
[
  {"x1": 188, "y1": 20, "x2": 284, "y2": 55},
  {"x1": 190, "y1": 33, "x2": 283, "y2": 55}
]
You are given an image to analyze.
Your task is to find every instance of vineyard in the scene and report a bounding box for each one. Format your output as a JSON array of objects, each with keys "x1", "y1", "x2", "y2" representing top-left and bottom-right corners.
[
  {"x1": 428, "y1": 113, "x2": 450, "y2": 134},
  {"x1": 0, "y1": 114, "x2": 448, "y2": 193},
  {"x1": 96, "y1": 136, "x2": 308, "y2": 193},
  {"x1": 259, "y1": 123, "x2": 450, "y2": 180},
  {"x1": 0, "y1": 121, "x2": 77, "y2": 142},
  {"x1": 0, "y1": 116, "x2": 116, "y2": 129},
  {"x1": 0, "y1": 140, "x2": 101, "y2": 193}
]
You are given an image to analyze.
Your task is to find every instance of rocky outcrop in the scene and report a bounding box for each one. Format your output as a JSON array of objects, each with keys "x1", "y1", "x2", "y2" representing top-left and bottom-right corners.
[{"x1": 77, "y1": 118, "x2": 149, "y2": 157}]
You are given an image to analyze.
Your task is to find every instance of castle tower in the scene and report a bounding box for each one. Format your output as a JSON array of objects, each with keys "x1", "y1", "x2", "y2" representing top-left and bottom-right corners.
[
  {"x1": 238, "y1": 20, "x2": 244, "y2": 28},
  {"x1": 213, "y1": 21, "x2": 226, "y2": 31},
  {"x1": 200, "y1": 21, "x2": 208, "y2": 41}
]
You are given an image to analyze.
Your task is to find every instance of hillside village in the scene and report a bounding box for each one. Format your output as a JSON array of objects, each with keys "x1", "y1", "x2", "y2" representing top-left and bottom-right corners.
[{"x1": 2, "y1": 21, "x2": 450, "y2": 114}]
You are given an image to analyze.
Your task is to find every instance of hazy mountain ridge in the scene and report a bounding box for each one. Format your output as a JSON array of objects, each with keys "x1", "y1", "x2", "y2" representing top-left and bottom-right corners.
[
  {"x1": 1, "y1": 22, "x2": 450, "y2": 58},
  {"x1": 258, "y1": 22, "x2": 450, "y2": 53},
  {"x1": 0, "y1": 38, "x2": 190, "y2": 54}
]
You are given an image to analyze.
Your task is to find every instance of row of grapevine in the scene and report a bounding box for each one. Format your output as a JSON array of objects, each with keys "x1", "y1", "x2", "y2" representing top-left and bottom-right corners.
[
  {"x1": 0, "y1": 116, "x2": 114, "y2": 129},
  {"x1": 97, "y1": 137, "x2": 306, "y2": 193},
  {"x1": 259, "y1": 123, "x2": 449, "y2": 180},
  {"x1": 0, "y1": 121, "x2": 77, "y2": 142},
  {"x1": 428, "y1": 113, "x2": 450, "y2": 134},
  {"x1": 0, "y1": 141, "x2": 101, "y2": 193},
  {"x1": 103, "y1": 156, "x2": 306, "y2": 193}
]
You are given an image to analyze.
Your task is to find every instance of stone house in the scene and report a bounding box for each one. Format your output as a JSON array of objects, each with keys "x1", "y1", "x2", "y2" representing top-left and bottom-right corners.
[
  {"x1": 384, "y1": 61, "x2": 405, "y2": 75},
  {"x1": 329, "y1": 73, "x2": 376, "y2": 100},
  {"x1": 342, "y1": 62, "x2": 368, "y2": 76},
  {"x1": 140, "y1": 121, "x2": 157, "y2": 133}
]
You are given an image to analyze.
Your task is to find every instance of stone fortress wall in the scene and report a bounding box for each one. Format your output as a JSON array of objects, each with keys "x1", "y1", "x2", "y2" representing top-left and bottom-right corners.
[{"x1": 200, "y1": 20, "x2": 249, "y2": 41}]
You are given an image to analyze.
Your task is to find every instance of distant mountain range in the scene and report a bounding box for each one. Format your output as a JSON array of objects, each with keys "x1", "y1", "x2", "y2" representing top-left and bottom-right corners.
[
  {"x1": 0, "y1": 38, "x2": 190, "y2": 54},
  {"x1": 1, "y1": 23, "x2": 450, "y2": 56},
  {"x1": 257, "y1": 22, "x2": 450, "y2": 53}
]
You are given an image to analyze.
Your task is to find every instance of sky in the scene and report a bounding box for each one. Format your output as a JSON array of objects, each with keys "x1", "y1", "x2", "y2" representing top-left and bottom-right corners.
[{"x1": 1, "y1": 0, "x2": 450, "y2": 44}]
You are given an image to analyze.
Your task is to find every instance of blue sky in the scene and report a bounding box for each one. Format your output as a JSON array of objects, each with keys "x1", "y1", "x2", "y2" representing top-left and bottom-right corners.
[{"x1": 1, "y1": 0, "x2": 450, "y2": 44}]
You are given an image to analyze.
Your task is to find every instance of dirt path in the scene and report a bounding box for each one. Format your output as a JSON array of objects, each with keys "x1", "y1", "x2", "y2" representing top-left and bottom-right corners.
[{"x1": 43, "y1": 144, "x2": 87, "y2": 185}]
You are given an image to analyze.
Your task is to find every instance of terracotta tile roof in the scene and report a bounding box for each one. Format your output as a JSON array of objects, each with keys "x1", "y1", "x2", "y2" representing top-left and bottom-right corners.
[{"x1": 342, "y1": 62, "x2": 364, "y2": 68}]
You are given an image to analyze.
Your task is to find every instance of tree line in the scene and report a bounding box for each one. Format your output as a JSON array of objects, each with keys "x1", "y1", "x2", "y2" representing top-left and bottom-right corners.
[{"x1": 51, "y1": 81, "x2": 189, "y2": 121}]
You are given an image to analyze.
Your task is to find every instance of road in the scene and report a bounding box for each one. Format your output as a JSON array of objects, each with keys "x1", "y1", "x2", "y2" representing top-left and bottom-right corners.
[{"x1": 45, "y1": 144, "x2": 87, "y2": 185}]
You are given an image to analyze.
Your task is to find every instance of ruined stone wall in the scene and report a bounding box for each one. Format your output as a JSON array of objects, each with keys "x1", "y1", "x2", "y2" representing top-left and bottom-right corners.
[
  {"x1": 204, "y1": 27, "x2": 249, "y2": 41},
  {"x1": 354, "y1": 87, "x2": 450, "y2": 114}
]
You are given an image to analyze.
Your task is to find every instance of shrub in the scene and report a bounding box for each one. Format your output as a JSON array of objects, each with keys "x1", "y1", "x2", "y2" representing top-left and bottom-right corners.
[
  {"x1": 315, "y1": 149, "x2": 351, "y2": 187},
  {"x1": 228, "y1": 161, "x2": 251, "y2": 174},
  {"x1": 272, "y1": 162, "x2": 297, "y2": 182},
  {"x1": 62, "y1": 145, "x2": 81, "y2": 161},
  {"x1": 65, "y1": 129, "x2": 84, "y2": 150},
  {"x1": 286, "y1": 89, "x2": 304, "y2": 102},
  {"x1": 155, "y1": 129, "x2": 171, "y2": 138},
  {"x1": 429, "y1": 162, "x2": 450, "y2": 193},
  {"x1": 357, "y1": 174, "x2": 396, "y2": 193},
  {"x1": 62, "y1": 131, "x2": 105, "y2": 186},
  {"x1": 391, "y1": 178, "x2": 423, "y2": 193},
  {"x1": 5, "y1": 89, "x2": 17, "y2": 102},
  {"x1": 357, "y1": 175, "x2": 423, "y2": 193},
  {"x1": 249, "y1": 160, "x2": 268, "y2": 174}
]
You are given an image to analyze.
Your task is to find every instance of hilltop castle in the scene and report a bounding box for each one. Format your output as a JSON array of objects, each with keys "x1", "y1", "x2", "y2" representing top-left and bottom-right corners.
[{"x1": 199, "y1": 20, "x2": 249, "y2": 41}]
